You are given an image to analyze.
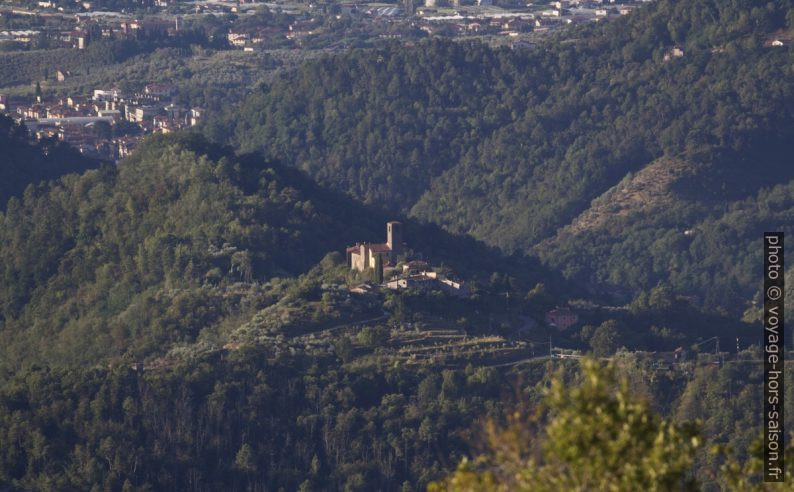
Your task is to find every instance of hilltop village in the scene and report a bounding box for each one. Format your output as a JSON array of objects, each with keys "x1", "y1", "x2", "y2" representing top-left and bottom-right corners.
[
  {"x1": 340, "y1": 222, "x2": 716, "y2": 372},
  {"x1": 2, "y1": 83, "x2": 201, "y2": 161},
  {"x1": 344, "y1": 222, "x2": 596, "y2": 334},
  {"x1": 346, "y1": 221, "x2": 470, "y2": 298}
]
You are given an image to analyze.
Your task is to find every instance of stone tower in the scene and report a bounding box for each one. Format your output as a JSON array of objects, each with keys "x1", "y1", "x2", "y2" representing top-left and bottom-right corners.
[{"x1": 387, "y1": 221, "x2": 403, "y2": 259}]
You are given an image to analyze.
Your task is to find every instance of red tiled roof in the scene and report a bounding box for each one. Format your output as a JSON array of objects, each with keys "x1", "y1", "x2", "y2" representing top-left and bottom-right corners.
[
  {"x1": 408, "y1": 274, "x2": 435, "y2": 282},
  {"x1": 369, "y1": 243, "x2": 391, "y2": 253}
]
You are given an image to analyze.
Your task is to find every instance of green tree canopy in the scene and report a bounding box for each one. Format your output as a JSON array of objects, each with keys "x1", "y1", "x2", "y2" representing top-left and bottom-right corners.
[{"x1": 431, "y1": 359, "x2": 702, "y2": 491}]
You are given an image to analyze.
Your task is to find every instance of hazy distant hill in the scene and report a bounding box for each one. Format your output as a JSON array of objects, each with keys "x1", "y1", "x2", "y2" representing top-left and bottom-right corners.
[{"x1": 213, "y1": 0, "x2": 794, "y2": 315}]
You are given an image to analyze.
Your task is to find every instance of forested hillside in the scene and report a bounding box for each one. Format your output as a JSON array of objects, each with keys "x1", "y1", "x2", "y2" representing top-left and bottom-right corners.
[
  {"x1": 211, "y1": 0, "x2": 794, "y2": 315},
  {"x1": 0, "y1": 114, "x2": 99, "y2": 209},
  {"x1": 0, "y1": 134, "x2": 763, "y2": 491},
  {"x1": 0, "y1": 133, "x2": 379, "y2": 370},
  {"x1": 0, "y1": 343, "x2": 784, "y2": 490},
  {"x1": 209, "y1": 40, "x2": 534, "y2": 212},
  {"x1": 2, "y1": 0, "x2": 793, "y2": 490},
  {"x1": 0, "y1": 133, "x2": 556, "y2": 372}
]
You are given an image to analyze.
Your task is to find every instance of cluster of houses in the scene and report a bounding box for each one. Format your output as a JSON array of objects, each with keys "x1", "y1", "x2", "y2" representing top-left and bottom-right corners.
[
  {"x1": 415, "y1": 0, "x2": 649, "y2": 38},
  {"x1": 227, "y1": 26, "x2": 284, "y2": 48},
  {"x1": 217, "y1": 0, "x2": 654, "y2": 51},
  {"x1": 226, "y1": 18, "x2": 324, "y2": 50},
  {"x1": 2, "y1": 0, "x2": 659, "y2": 54},
  {"x1": 2, "y1": 84, "x2": 202, "y2": 161},
  {"x1": 346, "y1": 221, "x2": 471, "y2": 298},
  {"x1": 0, "y1": 12, "x2": 179, "y2": 50},
  {"x1": 0, "y1": 29, "x2": 43, "y2": 46},
  {"x1": 385, "y1": 261, "x2": 470, "y2": 298},
  {"x1": 345, "y1": 223, "x2": 591, "y2": 329}
]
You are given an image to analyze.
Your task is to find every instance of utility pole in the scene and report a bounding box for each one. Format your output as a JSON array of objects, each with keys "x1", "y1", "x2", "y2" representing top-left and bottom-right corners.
[
  {"x1": 715, "y1": 337, "x2": 719, "y2": 355},
  {"x1": 549, "y1": 335, "x2": 552, "y2": 358}
]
